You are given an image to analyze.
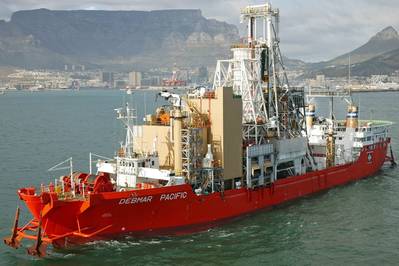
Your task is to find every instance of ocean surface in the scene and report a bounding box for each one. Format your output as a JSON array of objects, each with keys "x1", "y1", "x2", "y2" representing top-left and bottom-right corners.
[{"x1": 0, "y1": 90, "x2": 398, "y2": 265}]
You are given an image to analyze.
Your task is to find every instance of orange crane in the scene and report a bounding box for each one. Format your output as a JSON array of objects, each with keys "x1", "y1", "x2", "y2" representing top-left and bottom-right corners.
[{"x1": 162, "y1": 66, "x2": 186, "y2": 86}]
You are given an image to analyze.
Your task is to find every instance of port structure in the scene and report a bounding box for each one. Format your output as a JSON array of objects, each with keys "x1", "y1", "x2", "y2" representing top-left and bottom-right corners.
[{"x1": 213, "y1": 3, "x2": 305, "y2": 144}]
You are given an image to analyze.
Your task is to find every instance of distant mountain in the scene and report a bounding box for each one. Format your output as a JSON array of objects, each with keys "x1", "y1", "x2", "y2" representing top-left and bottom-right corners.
[
  {"x1": 314, "y1": 47, "x2": 399, "y2": 77},
  {"x1": 0, "y1": 9, "x2": 239, "y2": 70},
  {"x1": 2, "y1": 9, "x2": 397, "y2": 77},
  {"x1": 306, "y1": 26, "x2": 399, "y2": 77},
  {"x1": 328, "y1": 26, "x2": 399, "y2": 66}
]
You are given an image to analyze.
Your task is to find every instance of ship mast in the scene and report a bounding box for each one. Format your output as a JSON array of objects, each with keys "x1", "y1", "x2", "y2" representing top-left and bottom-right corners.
[{"x1": 115, "y1": 102, "x2": 136, "y2": 158}]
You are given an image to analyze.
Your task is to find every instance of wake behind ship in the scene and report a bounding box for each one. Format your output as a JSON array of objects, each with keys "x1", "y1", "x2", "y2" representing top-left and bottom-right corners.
[{"x1": 4, "y1": 3, "x2": 396, "y2": 257}]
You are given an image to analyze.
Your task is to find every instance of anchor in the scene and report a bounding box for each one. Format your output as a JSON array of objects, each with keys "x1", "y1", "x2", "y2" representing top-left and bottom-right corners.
[
  {"x1": 27, "y1": 212, "x2": 48, "y2": 257},
  {"x1": 3, "y1": 206, "x2": 22, "y2": 249}
]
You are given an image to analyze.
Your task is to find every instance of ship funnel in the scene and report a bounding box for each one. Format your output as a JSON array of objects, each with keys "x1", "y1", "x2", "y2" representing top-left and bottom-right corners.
[
  {"x1": 306, "y1": 104, "x2": 315, "y2": 129},
  {"x1": 346, "y1": 105, "x2": 358, "y2": 129}
]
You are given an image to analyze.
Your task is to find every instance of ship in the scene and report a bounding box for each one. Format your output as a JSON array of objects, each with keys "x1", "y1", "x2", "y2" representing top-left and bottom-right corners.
[{"x1": 4, "y1": 3, "x2": 396, "y2": 257}]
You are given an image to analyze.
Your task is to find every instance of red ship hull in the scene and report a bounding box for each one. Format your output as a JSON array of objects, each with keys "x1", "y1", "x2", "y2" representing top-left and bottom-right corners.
[{"x1": 8, "y1": 140, "x2": 391, "y2": 251}]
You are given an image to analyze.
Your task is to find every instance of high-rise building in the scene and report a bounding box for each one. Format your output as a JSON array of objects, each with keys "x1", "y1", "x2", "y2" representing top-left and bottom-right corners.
[{"x1": 128, "y1": 71, "x2": 142, "y2": 87}]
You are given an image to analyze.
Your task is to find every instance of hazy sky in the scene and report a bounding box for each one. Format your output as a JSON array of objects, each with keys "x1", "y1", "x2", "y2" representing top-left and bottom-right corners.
[{"x1": 1, "y1": 0, "x2": 398, "y2": 62}]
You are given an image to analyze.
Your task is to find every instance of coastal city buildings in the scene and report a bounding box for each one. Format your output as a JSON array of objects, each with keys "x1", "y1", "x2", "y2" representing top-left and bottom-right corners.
[{"x1": 1, "y1": 66, "x2": 399, "y2": 92}]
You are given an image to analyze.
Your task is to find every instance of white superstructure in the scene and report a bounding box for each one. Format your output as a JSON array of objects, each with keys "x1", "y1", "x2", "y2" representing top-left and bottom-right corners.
[{"x1": 305, "y1": 87, "x2": 393, "y2": 169}]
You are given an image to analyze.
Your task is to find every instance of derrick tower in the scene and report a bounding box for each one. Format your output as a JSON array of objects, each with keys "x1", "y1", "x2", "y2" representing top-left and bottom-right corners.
[{"x1": 213, "y1": 3, "x2": 305, "y2": 144}]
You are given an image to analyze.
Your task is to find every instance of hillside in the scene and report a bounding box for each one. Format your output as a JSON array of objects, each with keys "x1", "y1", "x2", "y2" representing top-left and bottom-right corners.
[{"x1": 328, "y1": 26, "x2": 399, "y2": 66}]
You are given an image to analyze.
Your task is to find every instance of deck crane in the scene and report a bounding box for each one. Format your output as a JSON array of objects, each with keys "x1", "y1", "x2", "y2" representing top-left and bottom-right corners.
[{"x1": 158, "y1": 90, "x2": 182, "y2": 108}]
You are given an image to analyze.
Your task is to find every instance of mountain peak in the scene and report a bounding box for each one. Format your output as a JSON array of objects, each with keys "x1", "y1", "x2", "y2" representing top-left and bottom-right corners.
[{"x1": 370, "y1": 26, "x2": 399, "y2": 41}]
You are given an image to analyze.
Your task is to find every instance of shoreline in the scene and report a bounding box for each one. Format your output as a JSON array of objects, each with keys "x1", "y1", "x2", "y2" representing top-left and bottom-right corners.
[
  {"x1": 0, "y1": 86, "x2": 192, "y2": 93},
  {"x1": 2, "y1": 87, "x2": 399, "y2": 93}
]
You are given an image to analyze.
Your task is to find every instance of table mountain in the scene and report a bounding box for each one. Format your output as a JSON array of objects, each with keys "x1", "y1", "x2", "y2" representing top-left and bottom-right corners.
[{"x1": 0, "y1": 9, "x2": 239, "y2": 70}]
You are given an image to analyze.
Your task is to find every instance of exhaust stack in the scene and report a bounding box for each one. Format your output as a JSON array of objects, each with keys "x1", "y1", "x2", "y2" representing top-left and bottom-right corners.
[
  {"x1": 173, "y1": 109, "x2": 183, "y2": 175},
  {"x1": 346, "y1": 105, "x2": 358, "y2": 129}
]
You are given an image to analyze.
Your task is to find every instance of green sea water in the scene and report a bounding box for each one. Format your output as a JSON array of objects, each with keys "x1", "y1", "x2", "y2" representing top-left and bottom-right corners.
[{"x1": 0, "y1": 90, "x2": 398, "y2": 265}]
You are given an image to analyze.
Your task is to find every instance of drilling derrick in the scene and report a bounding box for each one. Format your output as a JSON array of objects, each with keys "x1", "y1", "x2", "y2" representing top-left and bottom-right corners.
[
  {"x1": 213, "y1": 3, "x2": 305, "y2": 144},
  {"x1": 250, "y1": 3, "x2": 305, "y2": 139},
  {"x1": 213, "y1": 8, "x2": 269, "y2": 144}
]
